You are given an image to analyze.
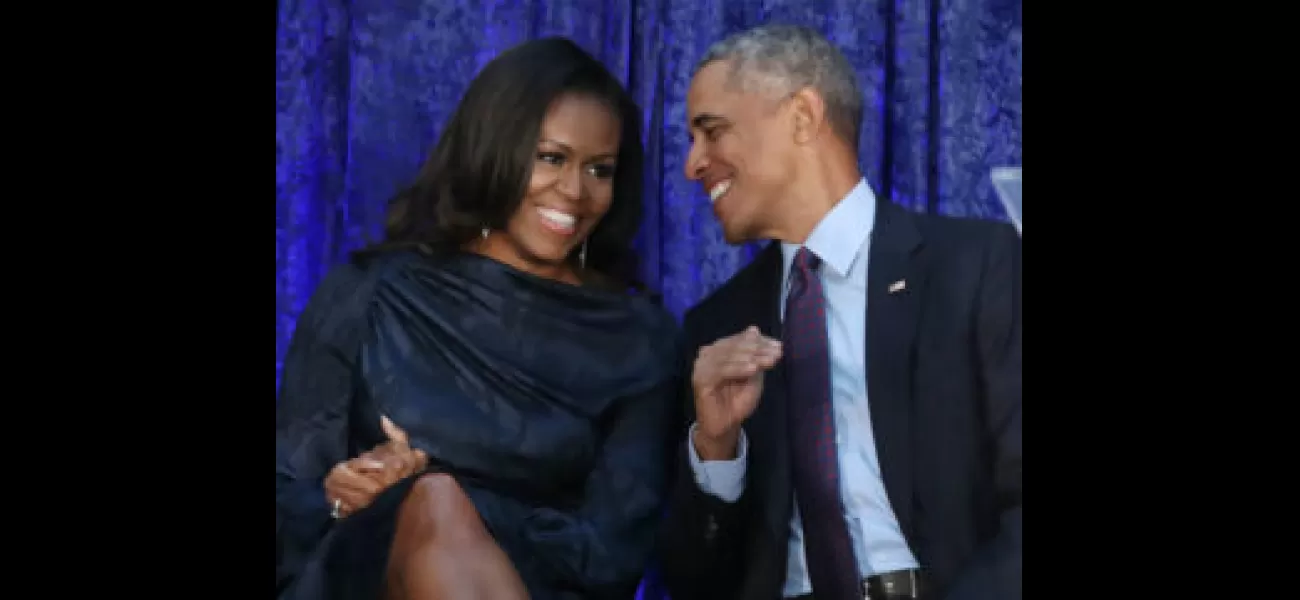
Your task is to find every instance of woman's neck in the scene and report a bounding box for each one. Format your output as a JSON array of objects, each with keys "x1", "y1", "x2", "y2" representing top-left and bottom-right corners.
[{"x1": 467, "y1": 237, "x2": 582, "y2": 286}]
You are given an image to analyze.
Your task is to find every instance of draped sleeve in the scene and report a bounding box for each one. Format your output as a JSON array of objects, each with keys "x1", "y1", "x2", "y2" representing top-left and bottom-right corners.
[
  {"x1": 274, "y1": 262, "x2": 380, "y2": 593},
  {"x1": 466, "y1": 305, "x2": 682, "y2": 600}
]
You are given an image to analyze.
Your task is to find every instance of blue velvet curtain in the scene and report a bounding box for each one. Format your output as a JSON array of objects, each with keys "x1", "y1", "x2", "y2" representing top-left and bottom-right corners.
[
  {"x1": 275, "y1": 0, "x2": 1021, "y2": 383},
  {"x1": 276, "y1": 1, "x2": 1018, "y2": 596}
]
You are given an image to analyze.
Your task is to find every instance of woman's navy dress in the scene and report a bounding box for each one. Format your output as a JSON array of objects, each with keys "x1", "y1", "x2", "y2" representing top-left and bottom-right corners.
[{"x1": 274, "y1": 251, "x2": 681, "y2": 600}]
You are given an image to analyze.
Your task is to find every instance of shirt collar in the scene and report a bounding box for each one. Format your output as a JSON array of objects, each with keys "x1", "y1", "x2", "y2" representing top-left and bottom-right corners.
[{"x1": 780, "y1": 178, "x2": 876, "y2": 278}]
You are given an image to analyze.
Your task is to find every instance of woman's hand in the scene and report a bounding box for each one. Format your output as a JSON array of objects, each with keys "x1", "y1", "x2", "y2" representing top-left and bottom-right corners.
[
  {"x1": 323, "y1": 416, "x2": 428, "y2": 519},
  {"x1": 361, "y1": 416, "x2": 429, "y2": 487}
]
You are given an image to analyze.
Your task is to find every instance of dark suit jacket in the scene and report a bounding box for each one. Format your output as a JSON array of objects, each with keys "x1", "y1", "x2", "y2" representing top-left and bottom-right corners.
[{"x1": 656, "y1": 200, "x2": 1022, "y2": 600}]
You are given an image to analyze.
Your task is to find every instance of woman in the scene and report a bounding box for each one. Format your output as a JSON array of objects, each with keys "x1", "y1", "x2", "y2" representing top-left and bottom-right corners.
[{"x1": 275, "y1": 38, "x2": 679, "y2": 600}]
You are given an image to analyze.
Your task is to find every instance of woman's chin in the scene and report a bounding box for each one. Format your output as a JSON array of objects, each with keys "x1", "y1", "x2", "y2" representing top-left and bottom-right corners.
[{"x1": 517, "y1": 242, "x2": 574, "y2": 267}]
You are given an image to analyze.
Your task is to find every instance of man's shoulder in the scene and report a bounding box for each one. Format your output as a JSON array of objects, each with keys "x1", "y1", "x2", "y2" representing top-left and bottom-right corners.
[
  {"x1": 889, "y1": 206, "x2": 1019, "y2": 276},
  {"x1": 907, "y1": 207, "x2": 1017, "y2": 250},
  {"x1": 682, "y1": 243, "x2": 780, "y2": 329},
  {"x1": 898, "y1": 208, "x2": 1020, "y2": 294}
]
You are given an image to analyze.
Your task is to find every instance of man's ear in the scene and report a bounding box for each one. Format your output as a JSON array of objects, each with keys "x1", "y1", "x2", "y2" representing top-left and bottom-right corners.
[{"x1": 789, "y1": 87, "x2": 827, "y2": 145}]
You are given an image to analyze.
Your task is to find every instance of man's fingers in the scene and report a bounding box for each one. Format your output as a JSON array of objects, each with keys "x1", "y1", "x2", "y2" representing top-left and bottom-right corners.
[
  {"x1": 719, "y1": 339, "x2": 781, "y2": 367},
  {"x1": 754, "y1": 345, "x2": 782, "y2": 367},
  {"x1": 698, "y1": 350, "x2": 775, "y2": 382},
  {"x1": 723, "y1": 330, "x2": 780, "y2": 354},
  {"x1": 700, "y1": 327, "x2": 766, "y2": 354},
  {"x1": 695, "y1": 328, "x2": 782, "y2": 390},
  {"x1": 719, "y1": 359, "x2": 760, "y2": 379},
  {"x1": 701, "y1": 339, "x2": 771, "y2": 366}
]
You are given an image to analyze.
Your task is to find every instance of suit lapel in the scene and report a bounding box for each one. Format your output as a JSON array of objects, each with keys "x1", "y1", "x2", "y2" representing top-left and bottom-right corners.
[
  {"x1": 749, "y1": 202, "x2": 927, "y2": 540},
  {"x1": 741, "y1": 243, "x2": 795, "y2": 537},
  {"x1": 865, "y1": 201, "x2": 926, "y2": 541}
]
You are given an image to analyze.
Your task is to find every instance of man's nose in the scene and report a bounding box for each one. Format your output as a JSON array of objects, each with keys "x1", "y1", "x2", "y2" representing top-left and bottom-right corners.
[{"x1": 684, "y1": 141, "x2": 708, "y2": 181}]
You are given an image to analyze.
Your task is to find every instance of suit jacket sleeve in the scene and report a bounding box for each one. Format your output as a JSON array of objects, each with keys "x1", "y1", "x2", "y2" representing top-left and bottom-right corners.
[
  {"x1": 274, "y1": 264, "x2": 374, "y2": 594},
  {"x1": 944, "y1": 225, "x2": 1023, "y2": 600},
  {"x1": 655, "y1": 314, "x2": 754, "y2": 600}
]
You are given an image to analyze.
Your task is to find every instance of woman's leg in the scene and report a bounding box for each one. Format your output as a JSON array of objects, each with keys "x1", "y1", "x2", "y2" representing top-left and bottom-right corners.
[{"x1": 384, "y1": 474, "x2": 530, "y2": 600}]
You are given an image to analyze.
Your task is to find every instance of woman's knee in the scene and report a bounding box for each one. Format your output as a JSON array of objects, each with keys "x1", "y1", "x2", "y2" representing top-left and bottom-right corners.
[
  {"x1": 388, "y1": 475, "x2": 527, "y2": 600},
  {"x1": 399, "y1": 473, "x2": 488, "y2": 543}
]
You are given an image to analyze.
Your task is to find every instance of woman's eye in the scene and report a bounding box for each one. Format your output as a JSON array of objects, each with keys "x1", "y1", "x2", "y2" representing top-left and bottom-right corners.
[
  {"x1": 537, "y1": 152, "x2": 564, "y2": 165},
  {"x1": 588, "y1": 164, "x2": 616, "y2": 179}
]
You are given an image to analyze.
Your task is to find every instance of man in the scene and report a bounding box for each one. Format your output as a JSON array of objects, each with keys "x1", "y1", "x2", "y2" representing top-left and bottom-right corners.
[{"x1": 656, "y1": 25, "x2": 1021, "y2": 600}]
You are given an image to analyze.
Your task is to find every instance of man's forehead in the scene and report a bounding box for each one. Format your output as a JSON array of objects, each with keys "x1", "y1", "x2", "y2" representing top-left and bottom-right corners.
[
  {"x1": 688, "y1": 64, "x2": 720, "y2": 98},
  {"x1": 688, "y1": 61, "x2": 790, "y2": 121},
  {"x1": 687, "y1": 61, "x2": 738, "y2": 121},
  {"x1": 692, "y1": 60, "x2": 733, "y2": 90}
]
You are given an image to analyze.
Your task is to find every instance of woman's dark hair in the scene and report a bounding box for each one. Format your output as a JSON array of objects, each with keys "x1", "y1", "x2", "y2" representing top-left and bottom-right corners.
[{"x1": 357, "y1": 37, "x2": 646, "y2": 290}]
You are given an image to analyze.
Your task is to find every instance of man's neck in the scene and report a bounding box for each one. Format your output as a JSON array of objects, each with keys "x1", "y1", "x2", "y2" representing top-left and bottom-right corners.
[{"x1": 766, "y1": 149, "x2": 862, "y2": 244}]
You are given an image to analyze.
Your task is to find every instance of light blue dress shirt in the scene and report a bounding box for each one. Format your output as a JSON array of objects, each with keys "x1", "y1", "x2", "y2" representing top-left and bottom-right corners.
[{"x1": 687, "y1": 179, "x2": 919, "y2": 597}]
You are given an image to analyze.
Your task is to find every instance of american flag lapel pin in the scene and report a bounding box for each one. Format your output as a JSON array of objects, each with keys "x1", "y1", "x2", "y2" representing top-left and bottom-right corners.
[{"x1": 888, "y1": 279, "x2": 907, "y2": 294}]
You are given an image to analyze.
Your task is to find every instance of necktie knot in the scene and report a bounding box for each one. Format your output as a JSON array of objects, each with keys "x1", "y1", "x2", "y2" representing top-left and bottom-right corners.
[{"x1": 794, "y1": 247, "x2": 821, "y2": 274}]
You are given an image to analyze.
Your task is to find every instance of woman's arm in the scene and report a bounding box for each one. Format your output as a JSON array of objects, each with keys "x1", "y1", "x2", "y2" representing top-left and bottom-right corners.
[
  {"x1": 275, "y1": 263, "x2": 375, "y2": 594},
  {"x1": 514, "y1": 376, "x2": 679, "y2": 599}
]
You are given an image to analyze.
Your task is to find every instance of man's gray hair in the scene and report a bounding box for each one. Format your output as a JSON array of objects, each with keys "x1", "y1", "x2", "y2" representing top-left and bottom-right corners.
[{"x1": 696, "y1": 24, "x2": 863, "y2": 146}]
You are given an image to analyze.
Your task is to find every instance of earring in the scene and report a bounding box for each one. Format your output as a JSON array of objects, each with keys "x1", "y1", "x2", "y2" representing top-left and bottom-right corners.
[
  {"x1": 579, "y1": 240, "x2": 588, "y2": 269},
  {"x1": 480, "y1": 227, "x2": 489, "y2": 240}
]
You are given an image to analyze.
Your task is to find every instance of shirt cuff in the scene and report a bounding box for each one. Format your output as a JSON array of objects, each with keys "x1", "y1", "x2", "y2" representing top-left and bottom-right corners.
[{"x1": 685, "y1": 421, "x2": 748, "y2": 503}]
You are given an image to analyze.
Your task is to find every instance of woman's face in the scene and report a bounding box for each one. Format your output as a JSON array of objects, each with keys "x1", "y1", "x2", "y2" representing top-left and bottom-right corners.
[{"x1": 485, "y1": 92, "x2": 621, "y2": 280}]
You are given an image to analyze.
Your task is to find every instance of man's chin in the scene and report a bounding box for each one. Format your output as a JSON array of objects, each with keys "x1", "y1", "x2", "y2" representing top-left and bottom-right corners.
[{"x1": 720, "y1": 223, "x2": 755, "y2": 246}]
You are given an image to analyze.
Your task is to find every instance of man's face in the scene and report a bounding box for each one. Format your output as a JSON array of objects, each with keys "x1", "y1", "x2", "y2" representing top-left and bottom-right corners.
[{"x1": 684, "y1": 61, "x2": 798, "y2": 244}]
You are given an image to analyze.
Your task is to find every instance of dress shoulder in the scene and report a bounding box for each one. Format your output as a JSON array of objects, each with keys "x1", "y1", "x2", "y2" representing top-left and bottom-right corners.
[
  {"x1": 623, "y1": 295, "x2": 683, "y2": 383},
  {"x1": 290, "y1": 253, "x2": 422, "y2": 351},
  {"x1": 277, "y1": 256, "x2": 413, "y2": 415},
  {"x1": 289, "y1": 263, "x2": 379, "y2": 353}
]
